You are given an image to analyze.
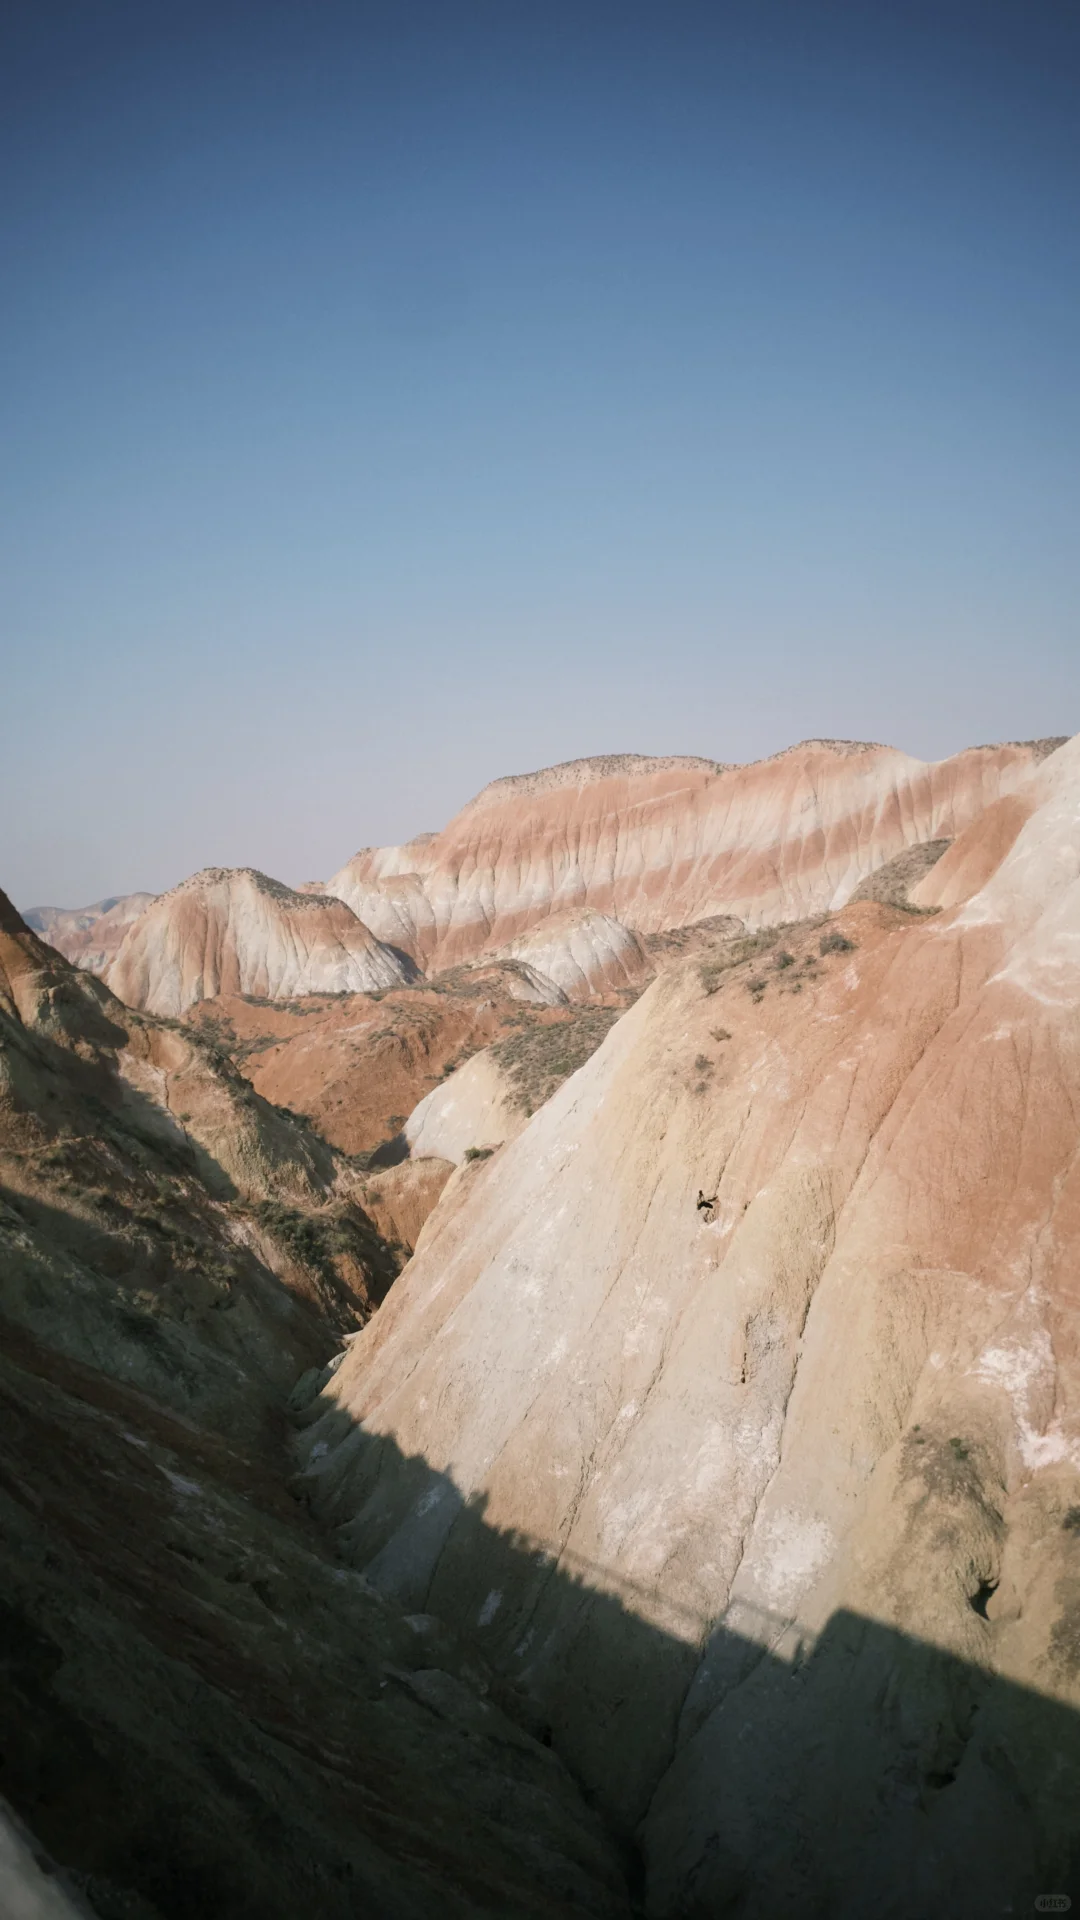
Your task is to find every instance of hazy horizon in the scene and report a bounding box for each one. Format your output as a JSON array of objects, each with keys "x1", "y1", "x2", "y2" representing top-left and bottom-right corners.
[{"x1": 4, "y1": 1, "x2": 1077, "y2": 907}]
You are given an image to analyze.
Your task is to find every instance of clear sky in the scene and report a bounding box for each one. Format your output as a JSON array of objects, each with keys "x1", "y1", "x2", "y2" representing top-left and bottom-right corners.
[{"x1": 3, "y1": 0, "x2": 1078, "y2": 907}]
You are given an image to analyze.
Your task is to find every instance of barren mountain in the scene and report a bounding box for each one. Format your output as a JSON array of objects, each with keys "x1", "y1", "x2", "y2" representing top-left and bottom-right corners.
[
  {"x1": 105, "y1": 866, "x2": 412, "y2": 1016},
  {"x1": 55, "y1": 738, "x2": 1057, "y2": 1027},
  {"x1": 298, "y1": 732, "x2": 1080, "y2": 1918},
  {"x1": 24, "y1": 892, "x2": 157, "y2": 971},
  {"x1": 326, "y1": 738, "x2": 1056, "y2": 969},
  {"x1": 404, "y1": 1048, "x2": 526, "y2": 1165}
]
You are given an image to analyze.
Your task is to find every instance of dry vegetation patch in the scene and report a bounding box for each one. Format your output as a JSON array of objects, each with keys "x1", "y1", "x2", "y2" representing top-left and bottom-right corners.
[
  {"x1": 850, "y1": 839, "x2": 951, "y2": 910},
  {"x1": 492, "y1": 1007, "x2": 622, "y2": 1115},
  {"x1": 698, "y1": 928, "x2": 782, "y2": 995}
]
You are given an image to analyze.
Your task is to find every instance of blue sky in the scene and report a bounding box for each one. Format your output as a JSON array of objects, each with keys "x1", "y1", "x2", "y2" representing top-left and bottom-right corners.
[{"x1": 2, "y1": 0, "x2": 1077, "y2": 905}]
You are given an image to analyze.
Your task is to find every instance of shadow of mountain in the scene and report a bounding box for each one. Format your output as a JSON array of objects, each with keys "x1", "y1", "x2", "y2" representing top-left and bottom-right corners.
[
  {"x1": 2, "y1": 1314, "x2": 1079, "y2": 1920},
  {"x1": 293, "y1": 1404, "x2": 1080, "y2": 1920},
  {"x1": 363, "y1": 1129, "x2": 411, "y2": 1170}
]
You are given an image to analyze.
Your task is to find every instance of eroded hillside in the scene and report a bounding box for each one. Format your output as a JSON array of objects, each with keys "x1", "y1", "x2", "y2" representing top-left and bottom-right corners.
[
  {"x1": 296, "y1": 733, "x2": 1080, "y2": 1917},
  {"x1": 324, "y1": 737, "x2": 1054, "y2": 967}
]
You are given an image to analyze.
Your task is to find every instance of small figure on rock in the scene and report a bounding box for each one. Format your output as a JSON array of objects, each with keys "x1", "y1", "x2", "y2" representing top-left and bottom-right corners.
[{"x1": 697, "y1": 1188, "x2": 718, "y2": 1219}]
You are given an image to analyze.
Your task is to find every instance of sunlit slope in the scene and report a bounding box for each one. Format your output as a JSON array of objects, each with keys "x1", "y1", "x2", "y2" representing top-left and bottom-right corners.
[{"x1": 301, "y1": 733, "x2": 1080, "y2": 1914}]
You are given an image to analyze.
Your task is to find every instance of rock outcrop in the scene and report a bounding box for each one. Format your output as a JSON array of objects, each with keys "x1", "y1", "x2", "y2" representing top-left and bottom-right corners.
[
  {"x1": 298, "y1": 733, "x2": 1080, "y2": 1917},
  {"x1": 326, "y1": 739, "x2": 1051, "y2": 970},
  {"x1": 105, "y1": 867, "x2": 412, "y2": 1016}
]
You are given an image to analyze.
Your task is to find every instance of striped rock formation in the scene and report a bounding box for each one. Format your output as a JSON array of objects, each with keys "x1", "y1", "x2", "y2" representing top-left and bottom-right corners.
[
  {"x1": 105, "y1": 867, "x2": 412, "y2": 1016},
  {"x1": 326, "y1": 738, "x2": 1058, "y2": 969},
  {"x1": 299, "y1": 732, "x2": 1080, "y2": 1919}
]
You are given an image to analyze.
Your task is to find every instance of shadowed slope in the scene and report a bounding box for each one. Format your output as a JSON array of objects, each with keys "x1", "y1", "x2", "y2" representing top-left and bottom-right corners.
[
  {"x1": 0, "y1": 892, "x2": 632, "y2": 1918},
  {"x1": 0, "y1": 889, "x2": 401, "y2": 1440},
  {"x1": 5, "y1": 1328, "x2": 1079, "y2": 1920},
  {"x1": 0, "y1": 1331, "x2": 632, "y2": 1920}
]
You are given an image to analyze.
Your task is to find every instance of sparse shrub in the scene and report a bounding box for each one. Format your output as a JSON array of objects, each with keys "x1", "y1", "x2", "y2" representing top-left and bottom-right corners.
[
  {"x1": 439, "y1": 1044, "x2": 480, "y2": 1080},
  {"x1": 251, "y1": 1198, "x2": 401, "y2": 1302},
  {"x1": 464, "y1": 1146, "x2": 494, "y2": 1163},
  {"x1": 492, "y1": 1008, "x2": 621, "y2": 1115},
  {"x1": 234, "y1": 1034, "x2": 279, "y2": 1063},
  {"x1": 773, "y1": 951, "x2": 795, "y2": 970},
  {"x1": 699, "y1": 929, "x2": 780, "y2": 995},
  {"x1": 820, "y1": 931, "x2": 856, "y2": 956},
  {"x1": 694, "y1": 1054, "x2": 712, "y2": 1073},
  {"x1": 710, "y1": 1028, "x2": 732, "y2": 1042}
]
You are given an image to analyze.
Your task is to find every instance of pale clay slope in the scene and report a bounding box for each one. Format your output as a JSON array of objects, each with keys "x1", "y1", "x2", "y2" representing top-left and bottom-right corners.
[
  {"x1": 299, "y1": 732, "x2": 1080, "y2": 1918},
  {"x1": 495, "y1": 908, "x2": 650, "y2": 1002},
  {"x1": 326, "y1": 739, "x2": 1048, "y2": 968},
  {"x1": 404, "y1": 1050, "x2": 526, "y2": 1166},
  {"x1": 106, "y1": 867, "x2": 410, "y2": 1016}
]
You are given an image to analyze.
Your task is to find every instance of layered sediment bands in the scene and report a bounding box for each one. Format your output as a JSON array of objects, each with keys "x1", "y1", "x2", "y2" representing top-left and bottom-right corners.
[
  {"x1": 911, "y1": 788, "x2": 1038, "y2": 910},
  {"x1": 299, "y1": 734, "x2": 1080, "y2": 1915},
  {"x1": 326, "y1": 738, "x2": 1047, "y2": 968},
  {"x1": 106, "y1": 867, "x2": 411, "y2": 1016},
  {"x1": 496, "y1": 908, "x2": 650, "y2": 1001},
  {"x1": 23, "y1": 893, "x2": 157, "y2": 972}
]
